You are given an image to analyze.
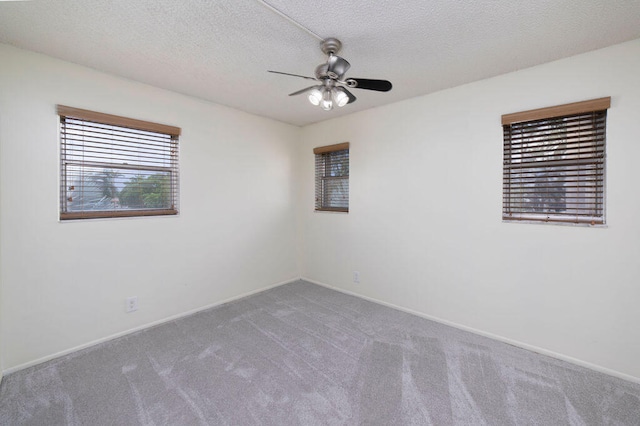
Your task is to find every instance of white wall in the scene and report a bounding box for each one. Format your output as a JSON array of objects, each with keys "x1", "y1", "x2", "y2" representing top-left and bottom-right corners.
[
  {"x1": 2, "y1": 38, "x2": 640, "y2": 383},
  {"x1": 0, "y1": 44, "x2": 300, "y2": 371},
  {"x1": 297, "y1": 39, "x2": 640, "y2": 381},
  {"x1": 0, "y1": 230, "x2": 3, "y2": 384}
]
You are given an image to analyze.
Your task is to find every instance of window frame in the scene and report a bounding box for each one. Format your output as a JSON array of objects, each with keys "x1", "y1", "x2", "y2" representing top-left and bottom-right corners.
[
  {"x1": 58, "y1": 105, "x2": 181, "y2": 220},
  {"x1": 501, "y1": 97, "x2": 610, "y2": 225},
  {"x1": 314, "y1": 142, "x2": 350, "y2": 213}
]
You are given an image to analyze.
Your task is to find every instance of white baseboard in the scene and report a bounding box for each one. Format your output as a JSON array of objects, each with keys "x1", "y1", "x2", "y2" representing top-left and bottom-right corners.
[
  {"x1": 2, "y1": 277, "x2": 300, "y2": 376},
  {"x1": 302, "y1": 277, "x2": 640, "y2": 386}
]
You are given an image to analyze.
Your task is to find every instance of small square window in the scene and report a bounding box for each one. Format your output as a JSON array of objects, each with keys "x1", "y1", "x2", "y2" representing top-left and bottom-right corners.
[{"x1": 314, "y1": 143, "x2": 349, "y2": 212}]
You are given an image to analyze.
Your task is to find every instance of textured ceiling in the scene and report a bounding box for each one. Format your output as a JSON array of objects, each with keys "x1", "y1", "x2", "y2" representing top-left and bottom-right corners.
[{"x1": 1, "y1": 0, "x2": 640, "y2": 126}]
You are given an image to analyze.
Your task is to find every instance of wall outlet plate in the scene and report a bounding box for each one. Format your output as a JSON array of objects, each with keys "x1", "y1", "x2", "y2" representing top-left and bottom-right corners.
[
  {"x1": 126, "y1": 296, "x2": 138, "y2": 313},
  {"x1": 353, "y1": 271, "x2": 360, "y2": 283}
]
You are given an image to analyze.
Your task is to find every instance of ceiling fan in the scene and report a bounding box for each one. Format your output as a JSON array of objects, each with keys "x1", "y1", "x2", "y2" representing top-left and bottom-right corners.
[{"x1": 268, "y1": 38, "x2": 392, "y2": 111}]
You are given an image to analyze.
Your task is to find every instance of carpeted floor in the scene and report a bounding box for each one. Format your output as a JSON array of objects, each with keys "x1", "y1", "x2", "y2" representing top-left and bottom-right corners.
[{"x1": 1, "y1": 280, "x2": 639, "y2": 425}]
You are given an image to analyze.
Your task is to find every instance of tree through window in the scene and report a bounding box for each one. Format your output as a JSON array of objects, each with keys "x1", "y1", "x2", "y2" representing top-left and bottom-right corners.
[
  {"x1": 502, "y1": 98, "x2": 610, "y2": 225},
  {"x1": 58, "y1": 105, "x2": 180, "y2": 220}
]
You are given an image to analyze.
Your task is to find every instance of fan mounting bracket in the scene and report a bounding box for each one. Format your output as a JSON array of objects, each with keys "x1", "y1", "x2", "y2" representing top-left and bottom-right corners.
[{"x1": 321, "y1": 38, "x2": 342, "y2": 56}]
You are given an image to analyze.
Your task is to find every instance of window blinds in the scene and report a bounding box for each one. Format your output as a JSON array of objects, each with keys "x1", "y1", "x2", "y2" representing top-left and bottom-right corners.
[
  {"x1": 58, "y1": 105, "x2": 180, "y2": 220},
  {"x1": 502, "y1": 98, "x2": 609, "y2": 225},
  {"x1": 314, "y1": 142, "x2": 349, "y2": 212}
]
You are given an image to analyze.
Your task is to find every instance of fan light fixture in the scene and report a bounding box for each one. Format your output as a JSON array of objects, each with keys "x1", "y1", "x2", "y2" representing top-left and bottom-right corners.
[{"x1": 308, "y1": 86, "x2": 350, "y2": 111}]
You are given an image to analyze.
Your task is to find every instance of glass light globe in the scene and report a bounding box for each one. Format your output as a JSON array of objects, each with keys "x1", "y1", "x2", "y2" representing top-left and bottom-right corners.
[
  {"x1": 308, "y1": 88, "x2": 322, "y2": 106},
  {"x1": 321, "y1": 89, "x2": 333, "y2": 111},
  {"x1": 333, "y1": 88, "x2": 349, "y2": 107}
]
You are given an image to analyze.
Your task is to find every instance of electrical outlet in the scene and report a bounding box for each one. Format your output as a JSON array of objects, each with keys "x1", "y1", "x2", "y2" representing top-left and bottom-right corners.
[
  {"x1": 126, "y1": 296, "x2": 138, "y2": 313},
  {"x1": 353, "y1": 271, "x2": 360, "y2": 283}
]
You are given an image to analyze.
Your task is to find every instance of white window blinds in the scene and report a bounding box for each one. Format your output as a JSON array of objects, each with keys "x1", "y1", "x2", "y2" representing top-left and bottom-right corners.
[
  {"x1": 314, "y1": 143, "x2": 349, "y2": 212},
  {"x1": 58, "y1": 105, "x2": 180, "y2": 220}
]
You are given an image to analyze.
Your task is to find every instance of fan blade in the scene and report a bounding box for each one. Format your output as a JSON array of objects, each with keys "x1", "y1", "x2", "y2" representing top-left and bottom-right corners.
[
  {"x1": 288, "y1": 86, "x2": 320, "y2": 97},
  {"x1": 268, "y1": 70, "x2": 318, "y2": 81},
  {"x1": 347, "y1": 78, "x2": 393, "y2": 92},
  {"x1": 327, "y1": 55, "x2": 350, "y2": 80}
]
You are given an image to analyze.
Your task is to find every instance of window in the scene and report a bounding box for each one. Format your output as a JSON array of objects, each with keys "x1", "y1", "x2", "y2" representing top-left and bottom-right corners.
[
  {"x1": 58, "y1": 105, "x2": 180, "y2": 220},
  {"x1": 314, "y1": 142, "x2": 349, "y2": 212},
  {"x1": 502, "y1": 97, "x2": 610, "y2": 225}
]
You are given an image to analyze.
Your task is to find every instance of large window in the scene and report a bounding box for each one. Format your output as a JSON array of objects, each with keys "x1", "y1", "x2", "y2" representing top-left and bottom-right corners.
[
  {"x1": 502, "y1": 97, "x2": 610, "y2": 225},
  {"x1": 58, "y1": 105, "x2": 180, "y2": 220},
  {"x1": 314, "y1": 142, "x2": 349, "y2": 212}
]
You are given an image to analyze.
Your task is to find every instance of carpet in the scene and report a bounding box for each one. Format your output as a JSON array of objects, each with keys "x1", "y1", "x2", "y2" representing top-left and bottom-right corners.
[{"x1": 1, "y1": 280, "x2": 639, "y2": 425}]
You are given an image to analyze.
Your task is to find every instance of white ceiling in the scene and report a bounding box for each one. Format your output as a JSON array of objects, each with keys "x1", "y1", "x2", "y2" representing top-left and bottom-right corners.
[{"x1": 1, "y1": 1, "x2": 640, "y2": 127}]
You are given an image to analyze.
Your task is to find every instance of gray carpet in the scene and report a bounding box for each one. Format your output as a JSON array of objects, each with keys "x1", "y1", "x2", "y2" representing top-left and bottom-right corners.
[{"x1": 1, "y1": 280, "x2": 639, "y2": 425}]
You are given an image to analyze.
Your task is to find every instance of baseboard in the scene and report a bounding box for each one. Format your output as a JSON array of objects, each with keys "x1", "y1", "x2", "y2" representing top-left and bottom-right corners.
[
  {"x1": 302, "y1": 277, "x2": 640, "y2": 386},
  {"x1": 2, "y1": 276, "x2": 300, "y2": 376}
]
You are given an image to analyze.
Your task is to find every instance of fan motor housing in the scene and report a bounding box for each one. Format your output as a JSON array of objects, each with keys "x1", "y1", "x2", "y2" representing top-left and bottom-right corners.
[{"x1": 315, "y1": 63, "x2": 329, "y2": 80}]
